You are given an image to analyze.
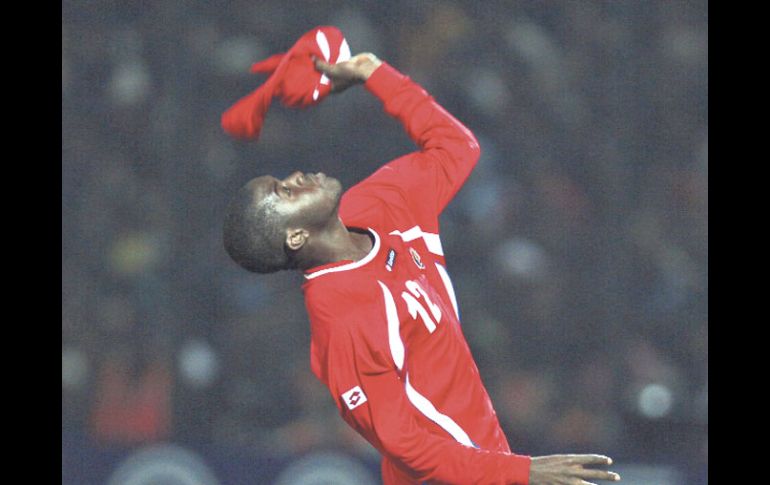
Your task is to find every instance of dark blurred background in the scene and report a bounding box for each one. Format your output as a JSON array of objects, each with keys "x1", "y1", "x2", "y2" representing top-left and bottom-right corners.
[{"x1": 62, "y1": 1, "x2": 707, "y2": 484}]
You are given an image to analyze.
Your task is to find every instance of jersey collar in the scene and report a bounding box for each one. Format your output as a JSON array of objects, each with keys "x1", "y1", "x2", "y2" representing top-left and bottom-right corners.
[{"x1": 304, "y1": 228, "x2": 380, "y2": 280}]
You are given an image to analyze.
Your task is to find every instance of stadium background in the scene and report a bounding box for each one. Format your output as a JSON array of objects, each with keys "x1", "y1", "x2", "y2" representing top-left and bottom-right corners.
[{"x1": 62, "y1": 1, "x2": 707, "y2": 484}]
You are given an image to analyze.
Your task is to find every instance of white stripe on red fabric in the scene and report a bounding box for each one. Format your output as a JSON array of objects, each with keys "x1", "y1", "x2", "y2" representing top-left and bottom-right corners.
[
  {"x1": 434, "y1": 262, "x2": 459, "y2": 321},
  {"x1": 378, "y1": 281, "x2": 404, "y2": 372},
  {"x1": 389, "y1": 226, "x2": 444, "y2": 256},
  {"x1": 378, "y1": 279, "x2": 473, "y2": 447},
  {"x1": 404, "y1": 373, "x2": 474, "y2": 448},
  {"x1": 305, "y1": 229, "x2": 380, "y2": 280}
]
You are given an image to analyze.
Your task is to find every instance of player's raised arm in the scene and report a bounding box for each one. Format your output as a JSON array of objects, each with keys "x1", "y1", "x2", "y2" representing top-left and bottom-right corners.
[{"x1": 315, "y1": 53, "x2": 481, "y2": 215}]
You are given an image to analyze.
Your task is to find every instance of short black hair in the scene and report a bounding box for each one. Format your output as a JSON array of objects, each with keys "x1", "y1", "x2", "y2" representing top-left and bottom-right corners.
[{"x1": 222, "y1": 183, "x2": 294, "y2": 273}]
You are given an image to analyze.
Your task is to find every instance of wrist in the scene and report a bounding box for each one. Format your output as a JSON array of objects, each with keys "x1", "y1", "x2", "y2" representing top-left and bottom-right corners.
[
  {"x1": 364, "y1": 61, "x2": 404, "y2": 102},
  {"x1": 357, "y1": 53, "x2": 383, "y2": 81}
]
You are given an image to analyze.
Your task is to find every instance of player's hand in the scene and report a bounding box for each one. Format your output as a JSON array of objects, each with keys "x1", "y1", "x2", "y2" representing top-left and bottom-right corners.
[
  {"x1": 529, "y1": 454, "x2": 621, "y2": 485},
  {"x1": 313, "y1": 52, "x2": 383, "y2": 93}
]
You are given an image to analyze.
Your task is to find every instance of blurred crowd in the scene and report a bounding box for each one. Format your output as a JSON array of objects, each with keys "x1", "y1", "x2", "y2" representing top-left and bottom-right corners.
[{"x1": 62, "y1": 0, "x2": 707, "y2": 480}]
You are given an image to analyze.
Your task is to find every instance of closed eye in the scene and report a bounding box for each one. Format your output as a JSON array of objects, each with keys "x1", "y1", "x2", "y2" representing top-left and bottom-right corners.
[{"x1": 273, "y1": 180, "x2": 291, "y2": 198}]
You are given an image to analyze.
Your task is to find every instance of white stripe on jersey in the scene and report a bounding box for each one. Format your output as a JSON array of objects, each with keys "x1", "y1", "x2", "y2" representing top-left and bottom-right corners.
[
  {"x1": 434, "y1": 262, "x2": 460, "y2": 321},
  {"x1": 405, "y1": 373, "x2": 474, "y2": 448},
  {"x1": 389, "y1": 226, "x2": 444, "y2": 256},
  {"x1": 378, "y1": 281, "x2": 404, "y2": 371},
  {"x1": 379, "y1": 279, "x2": 473, "y2": 447}
]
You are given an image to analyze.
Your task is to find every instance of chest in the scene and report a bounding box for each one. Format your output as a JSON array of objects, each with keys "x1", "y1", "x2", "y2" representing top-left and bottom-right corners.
[{"x1": 375, "y1": 226, "x2": 461, "y2": 343}]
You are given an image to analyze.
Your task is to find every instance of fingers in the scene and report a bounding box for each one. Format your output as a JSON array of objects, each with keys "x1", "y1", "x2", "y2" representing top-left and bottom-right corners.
[
  {"x1": 577, "y1": 468, "x2": 621, "y2": 481},
  {"x1": 569, "y1": 455, "x2": 620, "y2": 482},
  {"x1": 313, "y1": 57, "x2": 334, "y2": 75},
  {"x1": 312, "y1": 57, "x2": 362, "y2": 93},
  {"x1": 568, "y1": 454, "x2": 613, "y2": 466}
]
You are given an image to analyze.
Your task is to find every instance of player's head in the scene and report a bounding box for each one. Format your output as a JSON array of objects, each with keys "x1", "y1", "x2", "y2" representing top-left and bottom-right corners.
[{"x1": 223, "y1": 172, "x2": 343, "y2": 273}]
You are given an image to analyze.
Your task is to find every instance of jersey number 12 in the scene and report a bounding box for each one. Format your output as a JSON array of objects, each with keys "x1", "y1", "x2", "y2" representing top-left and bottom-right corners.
[{"x1": 401, "y1": 280, "x2": 442, "y2": 333}]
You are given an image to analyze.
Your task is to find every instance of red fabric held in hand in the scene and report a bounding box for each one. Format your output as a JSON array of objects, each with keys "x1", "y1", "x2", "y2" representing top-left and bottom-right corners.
[{"x1": 221, "y1": 26, "x2": 351, "y2": 140}]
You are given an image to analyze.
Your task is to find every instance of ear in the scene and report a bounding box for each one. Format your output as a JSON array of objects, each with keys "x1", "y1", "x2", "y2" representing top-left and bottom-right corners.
[{"x1": 285, "y1": 228, "x2": 309, "y2": 251}]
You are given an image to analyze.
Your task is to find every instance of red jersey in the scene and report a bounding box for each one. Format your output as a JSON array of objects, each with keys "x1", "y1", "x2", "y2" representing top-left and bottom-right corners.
[{"x1": 302, "y1": 63, "x2": 531, "y2": 485}]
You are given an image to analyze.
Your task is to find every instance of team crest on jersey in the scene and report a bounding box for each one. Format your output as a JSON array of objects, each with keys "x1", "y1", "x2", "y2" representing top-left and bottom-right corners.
[
  {"x1": 409, "y1": 247, "x2": 425, "y2": 269},
  {"x1": 341, "y1": 386, "x2": 367, "y2": 410}
]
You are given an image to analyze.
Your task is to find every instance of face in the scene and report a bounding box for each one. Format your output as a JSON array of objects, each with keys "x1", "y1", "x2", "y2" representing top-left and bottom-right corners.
[{"x1": 248, "y1": 171, "x2": 343, "y2": 231}]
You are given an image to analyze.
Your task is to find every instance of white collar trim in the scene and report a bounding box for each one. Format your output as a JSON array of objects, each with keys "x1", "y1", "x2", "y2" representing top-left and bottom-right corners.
[{"x1": 304, "y1": 228, "x2": 380, "y2": 280}]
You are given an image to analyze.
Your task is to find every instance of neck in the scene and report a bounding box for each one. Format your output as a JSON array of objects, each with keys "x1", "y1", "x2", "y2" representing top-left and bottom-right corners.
[{"x1": 297, "y1": 217, "x2": 373, "y2": 271}]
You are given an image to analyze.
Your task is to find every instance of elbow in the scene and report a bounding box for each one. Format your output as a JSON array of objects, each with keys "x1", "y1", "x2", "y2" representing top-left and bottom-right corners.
[
  {"x1": 379, "y1": 428, "x2": 409, "y2": 459},
  {"x1": 459, "y1": 123, "x2": 481, "y2": 166},
  {"x1": 456, "y1": 132, "x2": 481, "y2": 171},
  {"x1": 379, "y1": 429, "x2": 419, "y2": 467},
  {"x1": 378, "y1": 431, "x2": 439, "y2": 481},
  {"x1": 467, "y1": 136, "x2": 481, "y2": 167}
]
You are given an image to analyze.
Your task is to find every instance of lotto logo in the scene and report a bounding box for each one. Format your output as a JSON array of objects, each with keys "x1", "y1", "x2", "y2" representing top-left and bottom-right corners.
[{"x1": 341, "y1": 386, "x2": 368, "y2": 410}]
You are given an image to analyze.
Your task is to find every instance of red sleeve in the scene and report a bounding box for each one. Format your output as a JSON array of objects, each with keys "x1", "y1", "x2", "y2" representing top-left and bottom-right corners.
[
  {"x1": 318, "y1": 293, "x2": 531, "y2": 485},
  {"x1": 361, "y1": 62, "x2": 481, "y2": 216}
]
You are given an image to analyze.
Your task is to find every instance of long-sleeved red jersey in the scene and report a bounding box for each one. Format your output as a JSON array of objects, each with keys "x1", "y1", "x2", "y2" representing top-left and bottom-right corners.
[{"x1": 302, "y1": 62, "x2": 531, "y2": 485}]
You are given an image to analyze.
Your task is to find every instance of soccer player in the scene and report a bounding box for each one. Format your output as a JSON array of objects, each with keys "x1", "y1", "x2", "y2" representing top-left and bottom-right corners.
[{"x1": 223, "y1": 52, "x2": 621, "y2": 485}]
